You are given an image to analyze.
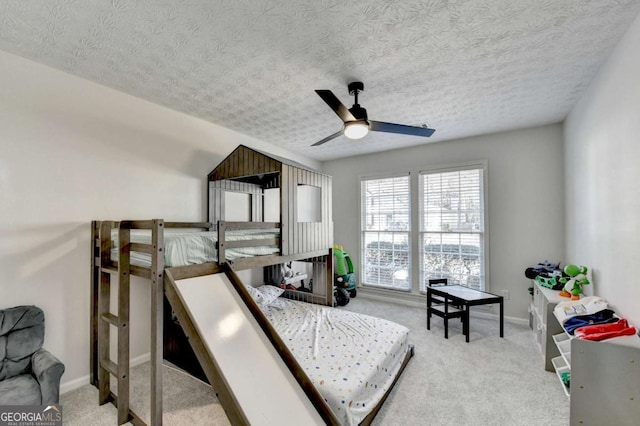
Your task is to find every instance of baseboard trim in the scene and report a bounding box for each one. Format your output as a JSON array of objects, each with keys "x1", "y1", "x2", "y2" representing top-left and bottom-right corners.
[
  {"x1": 60, "y1": 352, "x2": 151, "y2": 395},
  {"x1": 357, "y1": 287, "x2": 529, "y2": 326},
  {"x1": 59, "y1": 374, "x2": 89, "y2": 395}
]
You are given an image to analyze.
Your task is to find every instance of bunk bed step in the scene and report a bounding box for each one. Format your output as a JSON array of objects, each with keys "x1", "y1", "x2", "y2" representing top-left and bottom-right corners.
[
  {"x1": 100, "y1": 313, "x2": 119, "y2": 326},
  {"x1": 102, "y1": 265, "x2": 118, "y2": 274},
  {"x1": 130, "y1": 265, "x2": 151, "y2": 279},
  {"x1": 101, "y1": 262, "x2": 151, "y2": 279},
  {"x1": 100, "y1": 360, "x2": 119, "y2": 377}
]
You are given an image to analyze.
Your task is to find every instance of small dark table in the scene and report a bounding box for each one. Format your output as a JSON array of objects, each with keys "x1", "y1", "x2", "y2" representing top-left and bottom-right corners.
[{"x1": 427, "y1": 285, "x2": 504, "y2": 342}]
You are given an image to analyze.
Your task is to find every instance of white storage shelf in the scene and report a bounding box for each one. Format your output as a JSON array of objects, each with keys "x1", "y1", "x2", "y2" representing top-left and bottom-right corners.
[
  {"x1": 551, "y1": 356, "x2": 570, "y2": 398},
  {"x1": 553, "y1": 333, "x2": 571, "y2": 367},
  {"x1": 551, "y1": 313, "x2": 624, "y2": 399},
  {"x1": 551, "y1": 333, "x2": 571, "y2": 399},
  {"x1": 529, "y1": 281, "x2": 564, "y2": 372},
  {"x1": 549, "y1": 302, "x2": 640, "y2": 425}
]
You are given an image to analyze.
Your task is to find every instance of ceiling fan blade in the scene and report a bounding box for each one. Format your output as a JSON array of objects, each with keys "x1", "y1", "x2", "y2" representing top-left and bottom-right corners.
[
  {"x1": 370, "y1": 121, "x2": 436, "y2": 137},
  {"x1": 315, "y1": 90, "x2": 356, "y2": 122},
  {"x1": 311, "y1": 130, "x2": 343, "y2": 147}
]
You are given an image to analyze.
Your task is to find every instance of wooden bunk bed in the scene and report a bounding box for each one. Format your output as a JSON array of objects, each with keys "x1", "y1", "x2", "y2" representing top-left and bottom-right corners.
[{"x1": 90, "y1": 145, "x2": 413, "y2": 425}]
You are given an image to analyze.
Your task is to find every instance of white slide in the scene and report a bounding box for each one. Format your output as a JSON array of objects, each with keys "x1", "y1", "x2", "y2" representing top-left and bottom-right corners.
[{"x1": 172, "y1": 273, "x2": 326, "y2": 426}]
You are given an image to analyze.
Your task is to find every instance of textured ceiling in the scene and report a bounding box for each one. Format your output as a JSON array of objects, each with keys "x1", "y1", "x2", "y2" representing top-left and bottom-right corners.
[{"x1": 1, "y1": 1, "x2": 639, "y2": 161}]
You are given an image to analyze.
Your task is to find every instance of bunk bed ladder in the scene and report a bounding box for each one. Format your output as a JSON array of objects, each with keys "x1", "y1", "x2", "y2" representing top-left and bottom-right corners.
[
  {"x1": 92, "y1": 220, "x2": 164, "y2": 426},
  {"x1": 96, "y1": 221, "x2": 142, "y2": 425}
]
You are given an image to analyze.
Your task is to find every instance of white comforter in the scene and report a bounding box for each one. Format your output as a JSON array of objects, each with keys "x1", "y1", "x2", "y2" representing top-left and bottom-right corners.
[{"x1": 262, "y1": 299, "x2": 411, "y2": 425}]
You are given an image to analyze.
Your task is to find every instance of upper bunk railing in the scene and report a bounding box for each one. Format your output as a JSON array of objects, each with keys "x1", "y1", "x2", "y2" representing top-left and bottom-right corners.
[
  {"x1": 97, "y1": 221, "x2": 214, "y2": 278},
  {"x1": 100, "y1": 219, "x2": 331, "y2": 275},
  {"x1": 94, "y1": 219, "x2": 334, "y2": 311}
]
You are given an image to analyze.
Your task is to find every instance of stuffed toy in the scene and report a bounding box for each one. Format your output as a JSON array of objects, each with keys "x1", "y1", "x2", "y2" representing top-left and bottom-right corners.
[
  {"x1": 524, "y1": 260, "x2": 561, "y2": 279},
  {"x1": 526, "y1": 260, "x2": 566, "y2": 292},
  {"x1": 535, "y1": 273, "x2": 564, "y2": 291},
  {"x1": 558, "y1": 264, "x2": 590, "y2": 300}
]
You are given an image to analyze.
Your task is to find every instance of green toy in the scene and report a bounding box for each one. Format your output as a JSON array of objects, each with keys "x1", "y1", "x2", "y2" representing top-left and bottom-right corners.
[
  {"x1": 333, "y1": 244, "x2": 357, "y2": 306},
  {"x1": 535, "y1": 274, "x2": 564, "y2": 291},
  {"x1": 334, "y1": 244, "x2": 354, "y2": 277},
  {"x1": 559, "y1": 264, "x2": 590, "y2": 300}
]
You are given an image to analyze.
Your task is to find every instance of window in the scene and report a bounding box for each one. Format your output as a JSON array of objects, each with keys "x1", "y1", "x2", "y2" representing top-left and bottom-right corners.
[
  {"x1": 297, "y1": 184, "x2": 322, "y2": 222},
  {"x1": 224, "y1": 191, "x2": 251, "y2": 221},
  {"x1": 420, "y1": 166, "x2": 485, "y2": 291},
  {"x1": 361, "y1": 175, "x2": 410, "y2": 290}
]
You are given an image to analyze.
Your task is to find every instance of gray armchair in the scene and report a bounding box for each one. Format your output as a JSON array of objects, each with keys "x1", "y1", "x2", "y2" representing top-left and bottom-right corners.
[{"x1": 0, "y1": 305, "x2": 65, "y2": 405}]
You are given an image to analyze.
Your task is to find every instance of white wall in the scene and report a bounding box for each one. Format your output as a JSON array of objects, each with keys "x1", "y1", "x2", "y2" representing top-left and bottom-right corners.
[
  {"x1": 0, "y1": 50, "x2": 318, "y2": 390},
  {"x1": 564, "y1": 14, "x2": 640, "y2": 327},
  {"x1": 322, "y1": 124, "x2": 565, "y2": 320}
]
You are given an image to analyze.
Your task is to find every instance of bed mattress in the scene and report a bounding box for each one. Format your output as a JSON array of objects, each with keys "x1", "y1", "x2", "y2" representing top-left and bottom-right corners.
[
  {"x1": 110, "y1": 229, "x2": 279, "y2": 267},
  {"x1": 261, "y1": 299, "x2": 411, "y2": 425}
]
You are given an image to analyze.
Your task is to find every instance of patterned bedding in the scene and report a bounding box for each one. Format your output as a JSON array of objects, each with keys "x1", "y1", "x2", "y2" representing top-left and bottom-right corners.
[
  {"x1": 110, "y1": 229, "x2": 279, "y2": 267},
  {"x1": 261, "y1": 298, "x2": 411, "y2": 425}
]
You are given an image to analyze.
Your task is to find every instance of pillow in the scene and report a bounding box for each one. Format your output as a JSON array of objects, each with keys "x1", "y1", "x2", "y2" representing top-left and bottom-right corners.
[
  {"x1": 266, "y1": 297, "x2": 288, "y2": 310},
  {"x1": 255, "y1": 285, "x2": 285, "y2": 306},
  {"x1": 243, "y1": 284, "x2": 264, "y2": 305}
]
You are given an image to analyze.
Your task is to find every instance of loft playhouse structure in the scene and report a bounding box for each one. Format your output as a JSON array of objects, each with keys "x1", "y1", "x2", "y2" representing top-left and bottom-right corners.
[{"x1": 90, "y1": 145, "x2": 413, "y2": 425}]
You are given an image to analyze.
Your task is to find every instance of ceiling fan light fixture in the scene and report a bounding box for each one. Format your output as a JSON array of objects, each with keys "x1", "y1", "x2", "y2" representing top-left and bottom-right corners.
[
  {"x1": 311, "y1": 82, "x2": 435, "y2": 146},
  {"x1": 343, "y1": 120, "x2": 369, "y2": 139}
]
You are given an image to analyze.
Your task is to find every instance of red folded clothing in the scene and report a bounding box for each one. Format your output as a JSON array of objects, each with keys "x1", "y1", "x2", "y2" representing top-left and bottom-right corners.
[
  {"x1": 575, "y1": 319, "x2": 637, "y2": 341},
  {"x1": 576, "y1": 319, "x2": 628, "y2": 334}
]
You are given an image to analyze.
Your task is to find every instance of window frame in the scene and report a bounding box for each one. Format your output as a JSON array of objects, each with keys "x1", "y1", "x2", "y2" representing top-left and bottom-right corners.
[
  {"x1": 359, "y1": 173, "x2": 412, "y2": 291},
  {"x1": 418, "y1": 161, "x2": 489, "y2": 292}
]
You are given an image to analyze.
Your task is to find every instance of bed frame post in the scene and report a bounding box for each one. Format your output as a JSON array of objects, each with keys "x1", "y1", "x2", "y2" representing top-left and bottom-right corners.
[
  {"x1": 116, "y1": 225, "x2": 131, "y2": 425},
  {"x1": 326, "y1": 248, "x2": 334, "y2": 306},
  {"x1": 97, "y1": 221, "x2": 114, "y2": 407},
  {"x1": 90, "y1": 221, "x2": 100, "y2": 387},
  {"x1": 150, "y1": 219, "x2": 164, "y2": 426},
  {"x1": 217, "y1": 221, "x2": 226, "y2": 264}
]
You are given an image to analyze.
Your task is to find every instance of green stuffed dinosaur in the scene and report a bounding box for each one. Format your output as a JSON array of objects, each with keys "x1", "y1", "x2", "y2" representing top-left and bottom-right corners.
[{"x1": 559, "y1": 264, "x2": 590, "y2": 300}]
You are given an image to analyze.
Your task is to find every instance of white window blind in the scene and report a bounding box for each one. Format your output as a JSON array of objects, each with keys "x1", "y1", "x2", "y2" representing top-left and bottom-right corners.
[
  {"x1": 420, "y1": 167, "x2": 485, "y2": 291},
  {"x1": 361, "y1": 175, "x2": 410, "y2": 290}
]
